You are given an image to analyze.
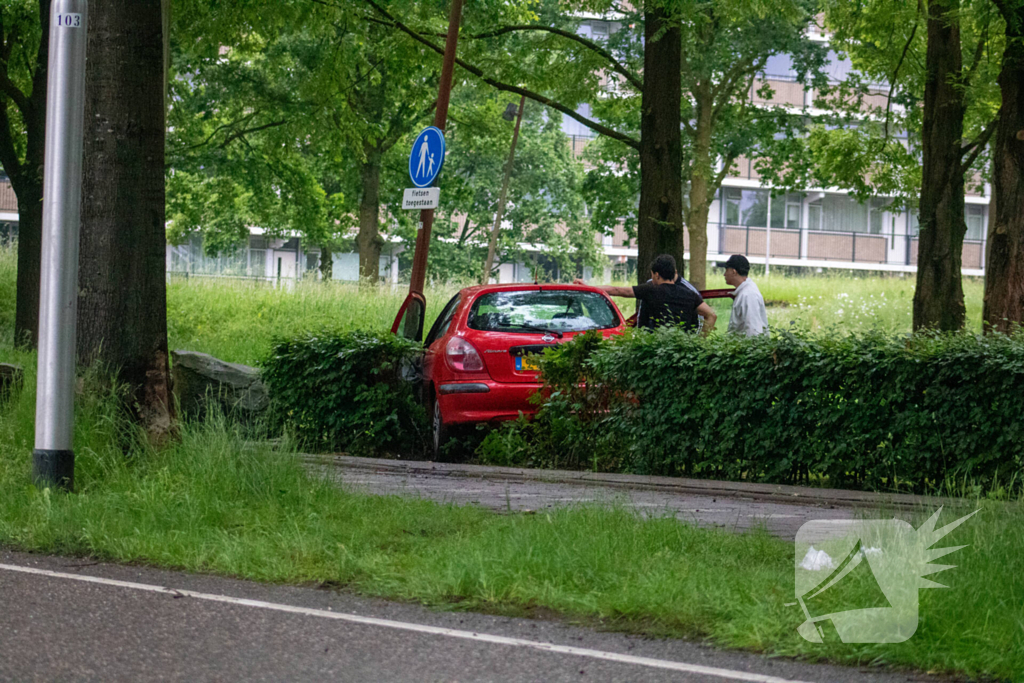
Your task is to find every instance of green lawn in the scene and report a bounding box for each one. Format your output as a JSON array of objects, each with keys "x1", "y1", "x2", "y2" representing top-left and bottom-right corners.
[{"x1": 1, "y1": 244, "x2": 1020, "y2": 680}]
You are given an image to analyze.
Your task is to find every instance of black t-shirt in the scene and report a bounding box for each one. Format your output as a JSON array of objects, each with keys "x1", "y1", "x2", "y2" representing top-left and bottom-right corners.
[{"x1": 632, "y1": 282, "x2": 704, "y2": 331}]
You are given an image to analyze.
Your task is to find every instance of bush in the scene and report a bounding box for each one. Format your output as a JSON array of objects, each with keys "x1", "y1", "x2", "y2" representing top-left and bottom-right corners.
[
  {"x1": 482, "y1": 329, "x2": 1024, "y2": 493},
  {"x1": 261, "y1": 330, "x2": 427, "y2": 456},
  {"x1": 478, "y1": 330, "x2": 629, "y2": 471}
]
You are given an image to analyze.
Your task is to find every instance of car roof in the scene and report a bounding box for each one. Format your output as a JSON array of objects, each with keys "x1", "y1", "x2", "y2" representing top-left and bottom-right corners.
[{"x1": 458, "y1": 283, "x2": 604, "y2": 297}]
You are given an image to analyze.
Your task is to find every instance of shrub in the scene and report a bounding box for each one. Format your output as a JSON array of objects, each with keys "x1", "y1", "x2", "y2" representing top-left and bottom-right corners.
[
  {"x1": 262, "y1": 330, "x2": 427, "y2": 456},
  {"x1": 477, "y1": 330, "x2": 631, "y2": 472},
  {"x1": 483, "y1": 328, "x2": 1024, "y2": 493}
]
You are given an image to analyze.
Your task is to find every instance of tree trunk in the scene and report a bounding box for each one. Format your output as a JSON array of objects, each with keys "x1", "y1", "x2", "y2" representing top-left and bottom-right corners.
[
  {"x1": 685, "y1": 81, "x2": 715, "y2": 290},
  {"x1": 685, "y1": 200, "x2": 711, "y2": 290},
  {"x1": 356, "y1": 146, "x2": 383, "y2": 286},
  {"x1": 319, "y1": 243, "x2": 333, "y2": 281},
  {"x1": 913, "y1": 0, "x2": 968, "y2": 331},
  {"x1": 13, "y1": 183, "x2": 42, "y2": 347},
  {"x1": 636, "y1": 3, "x2": 684, "y2": 284},
  {"x1": 9, "y1": 0, "x2": 51, "y2": 348},
  {"x1": 77, "y1": 0, "x2": 174, "y2": 441},
  {"x1": 982, "y1": 1, "x2": 1024, "y2": 334}
]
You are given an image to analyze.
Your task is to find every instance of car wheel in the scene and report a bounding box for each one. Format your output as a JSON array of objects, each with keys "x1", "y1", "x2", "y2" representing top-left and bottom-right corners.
[{"x1": 432, "y1": 397, "x2": 450, "y2": 460}]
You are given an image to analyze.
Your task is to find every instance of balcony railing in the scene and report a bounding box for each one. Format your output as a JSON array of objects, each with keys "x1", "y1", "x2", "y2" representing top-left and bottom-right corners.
[{"x1": 712, "y1": 222, "x2": 986, "y2": 271}]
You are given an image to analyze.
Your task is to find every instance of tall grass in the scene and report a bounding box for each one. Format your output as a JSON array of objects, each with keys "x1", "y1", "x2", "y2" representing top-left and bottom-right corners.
[
  {"x1": 0, "y1": 243, "x2": 15, "y2": 348},
  {"x1": 166, "y1": 276, "x2": 462, "y2": 365},
  {"x1": 165, "y1": 270, "x2": 986, "y2": 365}
]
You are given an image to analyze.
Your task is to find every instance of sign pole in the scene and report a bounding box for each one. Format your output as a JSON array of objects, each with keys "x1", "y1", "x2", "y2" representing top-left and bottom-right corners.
[
  {"x1": 32, "y1": 0, "x2": 88, "y2": 491},
  {"x1": 408, "y1": 0, "x2": 463, "y2": 298},
  {"x1": 481, "y1": 95, "x2": 526, "y2": 284}
]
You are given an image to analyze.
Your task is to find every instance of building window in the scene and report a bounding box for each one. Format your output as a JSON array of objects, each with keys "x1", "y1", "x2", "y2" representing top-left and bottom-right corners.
[
  {"x1": 807, "y1": 194, "x2": 874, "y2": 234},
  {"x1": 966, "y1": 205, "x2": 985, "y2": 241},
  {"x1": 725, "y1": 189, "x2": 801, "y2": 228},
  {"x1": 724, "y1": 188, "x2": 768, "y2": 227},
  {"x1": 869, "y1": 198, "x2": 892, "y2": 235},
  {"x1": 249, "y1": 249, "x2": 266, "y2": 275},
  {"x1": 769, "y1": 192, "x2": 802, "y2": 229},
  {"x1": 763, "y1": 53, "x2": 797, "y2": 82},
  {"x1": 808, "y1": 203, "x2": 822, "y2": 231},
  {"x1": 786, "y1": 202, "x2": 801, "y2": 228}
]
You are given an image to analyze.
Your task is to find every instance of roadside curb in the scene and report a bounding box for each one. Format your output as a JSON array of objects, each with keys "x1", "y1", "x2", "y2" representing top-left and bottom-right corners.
[{"x1": 299, "y1": 454, "x2": 966, "y2": 511}]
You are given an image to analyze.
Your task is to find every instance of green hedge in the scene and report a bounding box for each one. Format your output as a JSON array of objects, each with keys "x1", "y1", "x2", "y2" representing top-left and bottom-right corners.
[
  {"x1": 483, "y1": 329, "x2": 1024, "y2": 493},
  {"x1": 262, "y1": 331, "x2": 427, "y2": 456}
]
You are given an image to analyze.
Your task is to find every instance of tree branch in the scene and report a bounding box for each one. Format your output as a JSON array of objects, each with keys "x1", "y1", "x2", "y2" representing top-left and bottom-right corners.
[
  {"x1": 712, "y1": 56, "x2": 763, "y2": 122},
  {"x1": 0, "y1": 68, "x2": 28, "y2": 115},
  {"x1": 0, "y1": 100, "x2": 22, "y2": 179},
  {"x1": 468, "y1": 25, "x2": 642, "y2": 92},
  {"x1": 219, "y1": 119, "x2": 288, "y2": 148},
  {"x1": 358, "y1": 0, "x2": 639, "y2": 149},
  {"x1": 712, "y1": 56, "x2": 756, "y2": 105},
  {"x1": 883, "y1": 12, "x2": 920, "y2": 143},
  {"x1": 173, "y1": 112, "x2": 260, "y2": 154},
  {"x1": 962, "y1": 15, "x2": 990, "y2": 91},
  {"x1": 960, "y1": 117, "x2": 997, "y2": 171},
  {"x1": 713, "y1": 153, "x2": 740, "y2": 189},
  {"x1": 383, "y1": 98, "x2": 438, "y2": 152}
]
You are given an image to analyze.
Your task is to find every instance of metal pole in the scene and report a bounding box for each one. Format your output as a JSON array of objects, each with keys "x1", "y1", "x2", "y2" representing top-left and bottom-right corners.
[
  {"x1": 33, "y1": 0, "x2": 88, "y2": 491},
  {"x1": 481, "y1": 95, "x2": 526, "y2": 284},
  {"x1": 765, "y1": 193, "x2": 771, "y2": 277},
  {"x1": 408, "y1": 0, "x2": 464, "y2": 297}
]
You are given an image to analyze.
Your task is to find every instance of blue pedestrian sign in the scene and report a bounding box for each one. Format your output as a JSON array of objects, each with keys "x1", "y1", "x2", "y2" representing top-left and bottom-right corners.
[{"x1": 409, "y1": 126, "x2": 446, "y2": 188}]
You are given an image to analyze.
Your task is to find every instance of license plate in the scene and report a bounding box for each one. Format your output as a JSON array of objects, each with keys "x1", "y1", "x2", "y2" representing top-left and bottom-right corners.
[{"x1": 516, "y1": 355, "x2": 542, "y2": 372}]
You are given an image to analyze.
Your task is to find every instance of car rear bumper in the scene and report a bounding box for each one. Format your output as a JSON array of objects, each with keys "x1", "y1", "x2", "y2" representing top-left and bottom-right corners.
[{"x1": 437, "y1": 380, "x2": 543, "y2": 424}]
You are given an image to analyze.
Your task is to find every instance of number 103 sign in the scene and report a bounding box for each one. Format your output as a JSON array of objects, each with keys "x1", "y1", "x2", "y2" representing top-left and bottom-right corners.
[{"x1": 55, "y1": 13, "x2": 83, "y2": 27}]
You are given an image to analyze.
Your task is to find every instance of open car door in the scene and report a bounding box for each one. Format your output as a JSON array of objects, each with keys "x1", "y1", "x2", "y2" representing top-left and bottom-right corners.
[{"x1": 392, "y1": 291, "x2": 427, "y2": 342}]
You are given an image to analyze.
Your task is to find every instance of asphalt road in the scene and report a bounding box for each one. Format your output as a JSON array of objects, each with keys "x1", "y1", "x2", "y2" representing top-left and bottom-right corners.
[{"x1": 0, "y1": 550, "x2": 941, "y2": 683}]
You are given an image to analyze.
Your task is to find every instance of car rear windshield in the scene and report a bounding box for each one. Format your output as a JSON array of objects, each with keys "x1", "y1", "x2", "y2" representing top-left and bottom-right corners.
[{"x1": 467, "y1": 290, "x2": 619, "y2": 334}]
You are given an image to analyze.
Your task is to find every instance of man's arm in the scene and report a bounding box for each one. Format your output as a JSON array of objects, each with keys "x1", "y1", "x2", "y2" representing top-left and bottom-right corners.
[
  {"x1": 697, "y1": 302, "x2": 717, "y2": 337},
  {"x1": 573, "y1": 279, "x2": 635, "y2": 298}
]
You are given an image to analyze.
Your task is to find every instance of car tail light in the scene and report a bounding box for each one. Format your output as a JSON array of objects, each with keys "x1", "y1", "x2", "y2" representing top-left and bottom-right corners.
[{"x1": 446, "y1": 337, "x2": 484, "y2": 372}]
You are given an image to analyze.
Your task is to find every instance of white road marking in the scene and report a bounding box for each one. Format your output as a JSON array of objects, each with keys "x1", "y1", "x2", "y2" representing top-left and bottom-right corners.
[{"x1": 0, "y1": 562, "x2": 815, "y2": 683}]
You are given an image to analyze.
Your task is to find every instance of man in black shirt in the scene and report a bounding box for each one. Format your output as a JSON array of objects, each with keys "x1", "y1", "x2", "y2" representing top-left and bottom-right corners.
[{"x1": 575, "y1": 254, "x2": 717, "y2": 335}]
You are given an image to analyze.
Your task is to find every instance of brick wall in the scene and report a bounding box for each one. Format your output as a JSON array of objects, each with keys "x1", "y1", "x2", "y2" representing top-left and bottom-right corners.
[{"x1": 0, "y1": 179, "x2": 18, "y2": 212}]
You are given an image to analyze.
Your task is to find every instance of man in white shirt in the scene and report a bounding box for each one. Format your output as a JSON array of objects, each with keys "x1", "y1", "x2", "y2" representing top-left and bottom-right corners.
[{"x1": 719, "y1": 255, "x2": 769, "y2": 336}]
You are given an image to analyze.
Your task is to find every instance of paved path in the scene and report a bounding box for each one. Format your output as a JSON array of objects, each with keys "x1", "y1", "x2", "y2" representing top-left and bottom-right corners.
[
  {"x1": 306, "y1": 456, "x2": 950, "y2": 540},
  {"x1": 0, "y1": 550, "x2": 939, "y2": 682}
]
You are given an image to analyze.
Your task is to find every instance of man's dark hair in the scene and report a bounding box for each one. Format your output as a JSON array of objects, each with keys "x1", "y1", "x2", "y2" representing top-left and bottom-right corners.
[{"x1": 650, "y1": 254, "x2": 676, "y2": 280}]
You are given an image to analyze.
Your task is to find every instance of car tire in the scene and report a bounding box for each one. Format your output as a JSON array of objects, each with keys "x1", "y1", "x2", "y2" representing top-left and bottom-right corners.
[{"x1": 432, "y1": 396, "x2": 450, "y2": 460}]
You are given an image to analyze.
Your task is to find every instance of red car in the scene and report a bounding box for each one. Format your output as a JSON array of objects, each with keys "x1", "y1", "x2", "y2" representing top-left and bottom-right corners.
[
  {"x1": 393, "y1": 283, "x2": 736, "y2": 456},
  {"x1": 409, "y1": 284, "x2": 627, "y2": 456}
]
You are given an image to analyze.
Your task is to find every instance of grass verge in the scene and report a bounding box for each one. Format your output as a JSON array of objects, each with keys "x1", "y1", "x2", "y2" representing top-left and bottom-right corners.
[{"x1": 0, "y1": 372, "x2": 1020, "y2": 681}]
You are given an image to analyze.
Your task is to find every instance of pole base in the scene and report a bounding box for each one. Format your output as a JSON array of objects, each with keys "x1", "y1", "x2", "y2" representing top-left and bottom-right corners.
[{"x1": 32, "y1": 450, "x2": 74, "y2": 492}]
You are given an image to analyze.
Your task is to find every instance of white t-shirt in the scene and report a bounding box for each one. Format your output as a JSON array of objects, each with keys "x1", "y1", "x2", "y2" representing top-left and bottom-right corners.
[{"x1": 728, "y1": 279, "x2": 769, "y2": 336}]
